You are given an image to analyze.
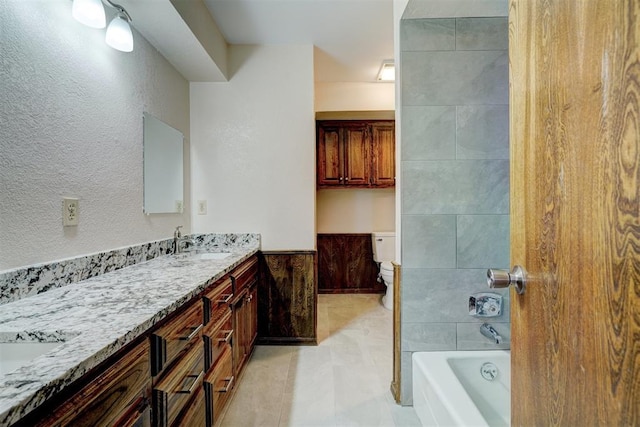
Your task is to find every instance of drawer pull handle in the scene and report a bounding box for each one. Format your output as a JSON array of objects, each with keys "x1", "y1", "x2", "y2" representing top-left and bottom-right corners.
[
  {"x1": 176, "y1": 371, "x2": 204, "y2": 394},
  {"x1": 217, "y1": 329, "x2": 233, "y2": 343},
  {"x1": 179, "y1": 324, "x2": 203, "y2": 341},
  {"x1": 216, "y1": 294, "x2": 233, "y2": 304},
  {"x1": 216, "y1": 376, "x2": 234, "y2": 393}
]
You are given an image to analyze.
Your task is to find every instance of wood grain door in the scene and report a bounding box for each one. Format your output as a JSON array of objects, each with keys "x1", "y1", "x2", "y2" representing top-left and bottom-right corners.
[
  {"x1": 317, "y1": 123, "x2": 343, "y2": 186},
  {"x1": 370, "y1": 121, "x2": 395, "y2": 187},
  {"x1": 510, "y1": 1, "x2": 640, "y2": 425},
  {"x1": 342, "y1": 123, "x2": 370, "y2": 186}
]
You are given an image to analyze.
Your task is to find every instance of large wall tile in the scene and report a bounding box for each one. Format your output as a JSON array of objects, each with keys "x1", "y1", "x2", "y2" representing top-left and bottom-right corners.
[
  {"x1": 401, "y1": 268, "x2": 507, "y2": 323},
  {"x1": 402, "y1": 51, "x2": 508, "y2": 106},
  {"x1": 457, "y1": 215, "x2": 510, "y2": 269},
  {"x1": 401, "y1": 351, "x2": 414, "y2": 406},
  {"x1": 402, "y1": 215, "x2": 456, "y2": 268},
  {"x1": 457, "y1": 322, "x2": 511, "y2": 350},
  {"x1": 456, "y1": 105, "x2": 509, "y2": 159},
  {"x1": 456, "y1": 18, "x2": 508, "y2": 50},
  {"x1": 402, "y1": 160, "x2": 509, "y2": 214},
  {"x1": 402, "y1": 322, "x2": 456, "y2": 351},
  {"x1": 401, "y1": 19, "x2": 455, "y2": 51},
  {"x1": 402, "y1": 106, "x2": 456, "y2": 160}
]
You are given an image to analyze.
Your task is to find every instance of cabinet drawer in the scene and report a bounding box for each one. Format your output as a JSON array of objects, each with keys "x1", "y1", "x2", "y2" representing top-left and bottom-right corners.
[
  {"x1": 203, "y1": 278, "x2": 233, "y2": 327},
  {"x1": 203, "y1": 311, "x2": 232, "y2": 370},
  {"x1": 174, "y1": 384, "x2": 206, "y2": 427},
  {"x1": 204, "y1": 346, "x2": 234, "y2": 426},
  {"x1": 151, "y1": 300, "x2": 203, "y2": 376},
  {"x1": 153, "y1": 340, "x2": 205, "y2": 427},
  {"x1": 34, "y1": 340, "x2": 151, "y2": 427},
  {"x1": 230, "y1": 257, "x2": 258, "y2": 294}
]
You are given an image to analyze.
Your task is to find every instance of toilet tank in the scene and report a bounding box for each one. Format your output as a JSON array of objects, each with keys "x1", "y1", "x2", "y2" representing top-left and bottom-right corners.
[{"x1": 372, "y1": 232, "x2": 396, "y2": 263}]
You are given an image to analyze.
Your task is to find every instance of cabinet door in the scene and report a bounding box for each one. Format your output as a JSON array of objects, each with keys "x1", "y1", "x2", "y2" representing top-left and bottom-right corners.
[
  {"x1": 342, "y1": 123, "x2": 370, "y2": 186},
  {"x1": 247, "y1": 284, "x2": 258, "y2": 350},
  {"x1": 317, "y1": 124, "x2": 343, "y2": 186},
  {"x1": 370, "y1": 121, "x2": 395, "y2": 187},
  {"x1": 231, "y1": 293, "x2": 247, "y2": 377}
]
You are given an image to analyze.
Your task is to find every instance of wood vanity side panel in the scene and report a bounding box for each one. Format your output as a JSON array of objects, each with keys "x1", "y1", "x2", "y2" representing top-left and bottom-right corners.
[
  {"x1": 258, "y1": 251, "x2": 317, "y2": 344},
  {"x1": 317, "y1": 234, "x2": 385, "y2": 294}
]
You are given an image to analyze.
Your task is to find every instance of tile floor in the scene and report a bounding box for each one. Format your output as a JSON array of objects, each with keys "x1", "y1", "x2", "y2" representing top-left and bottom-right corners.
[{"x1": 220, "y1": 294, "x2": 421, "y2": 427}]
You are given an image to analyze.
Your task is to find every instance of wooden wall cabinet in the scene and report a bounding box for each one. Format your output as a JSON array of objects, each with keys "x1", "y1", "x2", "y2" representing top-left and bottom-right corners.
[{"x1": 317, "y1": 120, "x2": 395, "y2": 188}]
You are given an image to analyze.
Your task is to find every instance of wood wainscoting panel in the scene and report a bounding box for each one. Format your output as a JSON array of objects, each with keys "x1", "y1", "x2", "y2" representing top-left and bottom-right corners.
[
  {"x1": 317, "y1": 234, "x2": 385, "y2": 294},
  {"x1": 258, "y1": 251, "x2": 317, "y2": 345}
]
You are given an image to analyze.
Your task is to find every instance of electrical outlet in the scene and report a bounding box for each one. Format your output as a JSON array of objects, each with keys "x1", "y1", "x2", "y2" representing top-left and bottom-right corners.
[
  {"x1": 63, "y1": 198, "x2": 79, "y2": 226},
  {"x1": 175, "y1": 200, "x2": 184, "y2": 213},
  {"x1": 197, "y1": 200, "x2": 207, "y2": 215}
]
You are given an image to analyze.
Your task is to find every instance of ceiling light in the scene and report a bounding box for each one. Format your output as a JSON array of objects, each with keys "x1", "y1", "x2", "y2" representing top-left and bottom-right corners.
[
  {"x1": 72, "y1": 0, "x2": 106, "y2": 29},
  {"x1": 106, "y1": 13, "x2": 133, "y2": 52},
  {"x1": 377, "y1": 60, "x2": 395, "y2": 82}
]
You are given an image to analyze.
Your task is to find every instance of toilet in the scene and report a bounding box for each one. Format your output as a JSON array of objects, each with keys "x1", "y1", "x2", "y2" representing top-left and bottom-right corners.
[{"x1": 372, "y1": 231, "x2": 395, "y2": 310}]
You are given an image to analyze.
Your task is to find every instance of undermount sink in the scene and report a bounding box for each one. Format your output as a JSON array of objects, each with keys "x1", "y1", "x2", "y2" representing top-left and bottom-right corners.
[
  {"x1": 193, "y1": 252, "x2": 232, "y2": 260},
  {"x1": 180, "y1": 251, "x2": 232, "y2": 260},
  {"x1": 0, "y1": 342, "x2": 64, "y2": 376}
]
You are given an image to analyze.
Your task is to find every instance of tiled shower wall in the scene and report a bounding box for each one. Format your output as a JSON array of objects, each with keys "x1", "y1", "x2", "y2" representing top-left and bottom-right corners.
[{"x1": 399, "y1": 17, "x2": 510, "y2": 404}]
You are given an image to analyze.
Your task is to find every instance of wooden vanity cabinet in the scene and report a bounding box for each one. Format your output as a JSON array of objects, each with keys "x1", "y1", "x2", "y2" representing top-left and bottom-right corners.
[
  {"x1": 317, "y1": 120, "x2": 395, "y2": 188},
  {"x1": 14, "y1": 255, "x2": 259, "y2": 427},
  {"x1": 30, "y1": 340, "x2": 151, "y2": 427}
]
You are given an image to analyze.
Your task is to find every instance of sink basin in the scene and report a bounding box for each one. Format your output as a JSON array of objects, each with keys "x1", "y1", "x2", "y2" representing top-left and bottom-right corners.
[
  {"x1": 191, "y1": 252, "x2": 232, "y2": 260},
  {"x1": 0, "y1": 342, "x2": 63, "y2": 376}
]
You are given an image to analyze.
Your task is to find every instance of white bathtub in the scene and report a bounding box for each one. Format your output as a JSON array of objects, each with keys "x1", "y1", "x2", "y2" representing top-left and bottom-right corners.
[{"x1": 412, "y1": 351, "x2": 510, "y2": 427}]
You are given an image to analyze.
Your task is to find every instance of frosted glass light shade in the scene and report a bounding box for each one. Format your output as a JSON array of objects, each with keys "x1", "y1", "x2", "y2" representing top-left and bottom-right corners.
[
  {"x1": 72, "y1": 0, "x2": 106, "y2": 29},
  {"x1": 106, "y1": 15, "x2": 133, "y2": 52}
]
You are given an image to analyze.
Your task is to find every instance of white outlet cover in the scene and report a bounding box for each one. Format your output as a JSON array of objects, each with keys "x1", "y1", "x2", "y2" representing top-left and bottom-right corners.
[
  {"x1": 63, "y1": 198, "x2": 79, "y2": 226},
  {"x1": 197, "y1": 200, "x2": 207, "y2": 215}
]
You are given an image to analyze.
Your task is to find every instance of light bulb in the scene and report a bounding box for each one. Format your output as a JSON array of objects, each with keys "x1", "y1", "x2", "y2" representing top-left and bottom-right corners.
[
  {"x1": 106, "y1": 14, "x2": 134, "y2": 52},
  {"x1": 72, "y1": 0, "x2": 106, "y2": 29}
]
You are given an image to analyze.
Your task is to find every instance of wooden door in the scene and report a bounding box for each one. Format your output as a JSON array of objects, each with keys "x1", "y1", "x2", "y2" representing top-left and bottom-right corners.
[
  {"x1": 510, "y1": 1, "x2": 640, "y2": 425},
  {"x1": 370, "y1": 121, "x2": 395, "y2": 187},
  {"x1": 317, "y1": 123, "x2": 343, "y2": 186},
  {"x1": 343, "y1": 123, "x2": 370, "y2": 186}
]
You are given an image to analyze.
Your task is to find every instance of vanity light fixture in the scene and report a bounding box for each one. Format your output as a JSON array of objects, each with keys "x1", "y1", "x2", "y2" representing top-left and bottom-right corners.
[
  {"x1": 72, "y1": 0, "x2": 134, "y2": 52},
  {"x1": 377, "y1": 60, "x2": 395, "y2": 82}
]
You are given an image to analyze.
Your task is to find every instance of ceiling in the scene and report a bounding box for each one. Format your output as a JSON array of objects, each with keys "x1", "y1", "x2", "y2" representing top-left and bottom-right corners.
[{"x1": 202, "y1": 0, "x2": 394, "y2": 82}]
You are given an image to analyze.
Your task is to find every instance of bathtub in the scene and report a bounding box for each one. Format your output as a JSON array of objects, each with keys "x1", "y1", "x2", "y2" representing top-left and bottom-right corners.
[{"x1": 412, "y1": 351, "x2": 510, "y2": 427}]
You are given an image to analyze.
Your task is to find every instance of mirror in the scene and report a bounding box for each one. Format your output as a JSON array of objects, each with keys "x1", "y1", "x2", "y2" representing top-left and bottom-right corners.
[{"x1": 143, "y1": 112, "x2": 184, "y2": 214}]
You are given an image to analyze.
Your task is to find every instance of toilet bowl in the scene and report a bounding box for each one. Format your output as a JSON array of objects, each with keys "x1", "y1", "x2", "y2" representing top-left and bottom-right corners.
[
  {"x1": 372, "y1": 231, "x2": 396, "y2": 311},
  {"x1": 379, "y1": 261, "x2": 394, "y2": 310}
]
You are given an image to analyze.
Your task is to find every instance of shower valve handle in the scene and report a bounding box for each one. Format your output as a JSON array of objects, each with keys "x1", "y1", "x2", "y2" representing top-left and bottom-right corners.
[{"x1": 487, "y1": 265, "x2": 527, "y2": 295}]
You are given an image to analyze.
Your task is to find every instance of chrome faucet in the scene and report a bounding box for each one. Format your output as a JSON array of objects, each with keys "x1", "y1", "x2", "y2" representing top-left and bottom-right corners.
[
  {"x1": 173, "y1": 226, "x2": 195, "y2": 253},
  {"x1": 480, "y1": 323, "x2": 502, "y2": 344}
]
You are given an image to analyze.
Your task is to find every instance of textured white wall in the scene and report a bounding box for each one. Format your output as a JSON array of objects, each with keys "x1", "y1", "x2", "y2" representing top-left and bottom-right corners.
[
  {"x1": 314, "y1": 81, "x2": 396, "y2": 234},
  {"x1": 190, "y1": 45, "x2": 316, "y2": 250},
  {"x1": 0, "y1": 0, "x2": 190, "y2": 270}
]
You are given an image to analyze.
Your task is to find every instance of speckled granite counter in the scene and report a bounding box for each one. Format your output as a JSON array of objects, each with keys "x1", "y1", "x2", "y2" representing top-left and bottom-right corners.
[{"x1": 0, "y1": 243, "x2": 259, "y2": 426}]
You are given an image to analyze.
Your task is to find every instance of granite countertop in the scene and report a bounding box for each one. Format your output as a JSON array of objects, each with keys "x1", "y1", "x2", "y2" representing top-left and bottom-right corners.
[{"x1": 0, "y1": 246, "x2": 259, "y2": 426}]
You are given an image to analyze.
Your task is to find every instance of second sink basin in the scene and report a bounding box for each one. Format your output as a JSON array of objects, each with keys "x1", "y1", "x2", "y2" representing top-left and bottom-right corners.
[{"x1": 190, "y1": 252, "x2": 232, "y2": 260}]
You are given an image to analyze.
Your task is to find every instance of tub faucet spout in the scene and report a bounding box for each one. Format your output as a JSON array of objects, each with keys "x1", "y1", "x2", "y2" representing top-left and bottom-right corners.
[{"x1": 480, "y1": 323, "x2": 502, "y2": 344}]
